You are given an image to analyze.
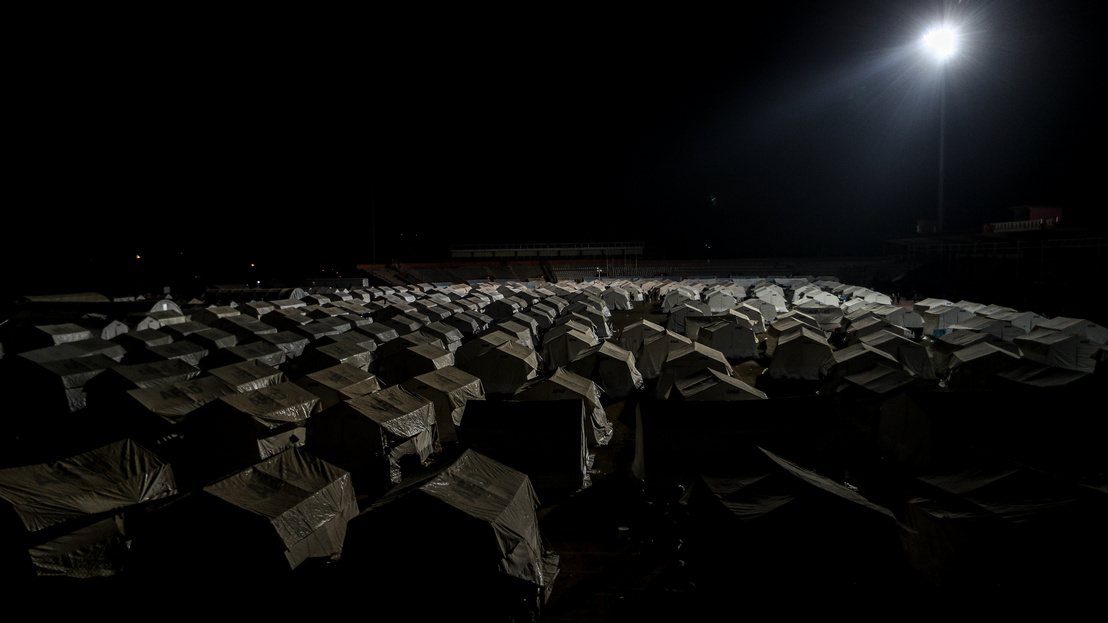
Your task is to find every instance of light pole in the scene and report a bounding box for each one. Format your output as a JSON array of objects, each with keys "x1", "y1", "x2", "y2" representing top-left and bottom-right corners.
[{"x1": 924, "y1": 26, "x2": 957, "y2": 233}]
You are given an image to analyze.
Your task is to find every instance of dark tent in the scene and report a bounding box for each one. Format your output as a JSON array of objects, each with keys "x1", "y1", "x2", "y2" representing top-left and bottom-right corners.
[
  {"x1": 133, "y1": 447, "x2": 357, "y2": 579},
  {"x1": 341, "y1": 449, "x2": 559, "y2": 619},
  {"x1": 0, "y1": 439, "x2": 177, "y2": 579},
  {"x1": 460, "y1": 399, "x2": 591, "y2": 498},
  {"x1": 306, "y1": 385, "x2": 439, "y2": 495}
]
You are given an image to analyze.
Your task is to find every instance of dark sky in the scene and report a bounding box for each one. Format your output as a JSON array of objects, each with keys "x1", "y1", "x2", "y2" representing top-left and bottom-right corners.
[{"x1": 7, "y1": 1, "x2": 1106, "y2": 292}]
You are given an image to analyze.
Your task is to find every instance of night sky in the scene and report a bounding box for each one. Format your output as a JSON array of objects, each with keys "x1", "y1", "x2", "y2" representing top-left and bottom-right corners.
[{"x1": 7, "y1": 1, "x2": 1106, "y2": 293}]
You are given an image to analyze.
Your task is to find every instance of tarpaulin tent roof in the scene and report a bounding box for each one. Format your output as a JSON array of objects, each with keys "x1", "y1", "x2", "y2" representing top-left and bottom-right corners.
[
  {"x1": 208, "y1": 360, "x2": 284, "y2": 393},
  {"x1": 767, "y1": 311, "x2": 822, "y2": 340},
  {"x1": 912, "y1": 298, "x2": 953, "y2": 314},
  {"x1": 294, "y1": 363, "x2": 381, "y2": 410},
  {"x1": 840, "y1": 364, "x2": 923, "y2": 395},
  {"x1": 661, "y1": 287, "x2": 700, "y2": 313},
  {"x1": 458, "y1": 340, "x2": 541, "y2": 396},
  {"x1": 565, "y1": 292, "x2": 610, "y2": 318},
  {"x1": 401, "y1": 366, "x2": 485, "y2": 444},
  {"x1": 306, "y1": 385, "x2": 439, "y2": 494},
  {"x1": 297, "y1": 340, "x2": 375, "y2": 375},
  {"x1": 84, "y1": 358, "x2": 200, "y2": 407},
  {"x1": 792, "y1": 300, "x2": 843, "y2": 330},
  {"x1": 946, "y1": 342, "x2": 1022, "y2": 389},
  {"x1": 922, "y1": 305, "x2": 976, "y2": 336},
  {"x1": 741, "y1": 298, "x2": 777, "y2": 323},
  {"x1": 383, "y1": 313, "x2": 427, "y2": 336},
  {"x1": 260, "y1": 308, "x2": 312, "y2": 332},
  {"x1": 617, "y1": 319, "x2": 666, "y2": 355},
  {"x1": 454, "y1": 331, "x2": 515, "y2": 367},
  {"x1": 1014, "y1": 328, "x2": 1094, "y2": 372},
  {"x1": 901, "y1": 458, "x2": 1108, "y2": 592},
  {"x1": 844, "y1": 315, "x2": 892, "y2": 343},
  {"x1": 753, "y1": 285, "x2": 788, "y2": 313},
  {"x1": 859, "y1": 330, "x2": 937, "y2": 379},
  {"x1": 929, "y1": 329, "x2": 1010, "y2": 378},
  {"x1": 665, "y1": 301, "x2": 711, "y2": 335},
  {"x1": 18, "y1": 337, "x2": 126, "y2": 365},
  {"x1": 546, "y1": 317, "x2": 597, "y2": 342},
  {"x1": 192, "y1": 303, "x2": 243, "y2": 321},
  {"x1": 486, "y1": 320, "x2": 536, "y2": 350},
  {"x1": 419, "y1": 321, "x2": 464, "y2": 352},
  {"x1": 684, "y1": 445, "x2": 904, "y2": 603},
  {"x1": 33, "y1": 322, "x2": 92, "y2": 347},
  {"x1": 187, "y1": 381, "x2": 321, "y2": 480},
  {"x1": 1036, "y1": 316, "x2": 1108, "y2": 345},
  {"x1": 186, "y1": 327, "x2": 237, "y2": 353},
  {"x1": 697, "y1": 318, "x2": 759, "y2": 360},
  {"x1": 703, "y1": 287, "x2": 739, "y2": 313},
  {"x1": 357, "y1": 322, "x2": 400, "y2": 345},
  {"x1": 114, "y1": 328, "x2": 173, "y2": 352},
  {"x1": 541, "y1": 325, "x2": 600, "y2": 371},
  {"x1": 141, "y1": 340, "x2": 207, "y2": 368},
  {"x1": 600, "y1": 287, "x2": 633, "y2": 311},
  {"x1": 988, "y1": 310, "x2": 1044, "y2": 334},
  {"x1": 342, "y1": 448, "x2": 559, "y2": 618},
  {"x1": 566, "y1": 341, "x2": 644, "y2": 398},
  {"x1": 947, "y1": 315, "x2": 1026, "y2": 342},
  {"x1": 199, "y1": 446, "x2": 357, "y2": 570},
  {"x1": 207, "y1": 340, "x2": 287, "y2": 369},
  {"x1": 729, "y1": 307, "x2": 765, "y2": 333},
  {"x1": 676, "y1": 368, "x2": 767, "y2": 400},
  {"x1": 767, "y1": 327, "x2": 833, "y2": 381},
  {"x1": 520, "y1": 306, "x2": 556, "y2": 331},
  {"x1": 994, "y1": 361, "x2": 1091, "y2": 388},
  {"x1": 0, "y1": 438, "x2": 177, "y2": 578},
  {"x1": 485, "y1": 298, "x2": 523, "y2": 320},
  {"x1": 820, "y1": 342, "x2": 902, "y2": 382},
  {"x1": 126, "y1": 375, "x2": 238, "y2": 427},
  {"x1": 509, "y1": 312, "x2": 542, "y2": 343},
  {"x1": 656, "y1": 341, "x2": 734, "y2": 399},
  {"x1": 214, "y1": 315, "x2": 278, "y2": 341},
  {"x1": 295, "y1": 318, "x2": 352, "y2": 341},
  {"x1": 515, "y1": 368, "x2": 611, "y2": 447},
  {"x1": 442, "y1": 311, "x2": 489, "y2": 337},
  {"x1": 377, "y1": 342, "x2": 453, "y2": 385},
  {"x1": 795, "y1": 290, "x2": 840, "y2": 308},
  {"x1": 635, "y1": 329, "x2": 693, "y2": 380},
  {"x1": 148, "y1": 309, "x2": 188, "y2": 326},
  {"x1": 377, "y1": 331, "x2": 443, "y2": 361}
]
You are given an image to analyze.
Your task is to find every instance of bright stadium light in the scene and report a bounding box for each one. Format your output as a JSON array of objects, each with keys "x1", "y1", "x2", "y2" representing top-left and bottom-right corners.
[{"x1": 923, "y1": 26, "x2": 958, "y2": 61}]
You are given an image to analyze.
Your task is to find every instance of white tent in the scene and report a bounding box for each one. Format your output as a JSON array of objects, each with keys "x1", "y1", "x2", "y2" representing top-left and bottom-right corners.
[
  {"x1": 1014, "y1": 328, "x2": 1094, "y2": 373},
  {"x1": 566, "y1": 341, "x2": 644, "y2": 398},
  {"x1": 1036, "y1": 316, "x2": 1108, "y2": 345},
  {"x1": 401, "y1": 366, "x2": 486, "y2": 443},
  {"x1": 458, "y1": 340, "x2": 541, "y2": 396},
  {"x1": 768, "y1": 327, "x2": 834, "y2": 380},
  {"x1": 696, "y1": 318, "x2": 760, "y2": 360}
]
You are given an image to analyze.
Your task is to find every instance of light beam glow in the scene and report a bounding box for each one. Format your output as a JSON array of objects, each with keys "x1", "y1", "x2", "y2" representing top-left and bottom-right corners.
[{"x1": 923, "y1": 26, "x2": 958, "y2": 60}]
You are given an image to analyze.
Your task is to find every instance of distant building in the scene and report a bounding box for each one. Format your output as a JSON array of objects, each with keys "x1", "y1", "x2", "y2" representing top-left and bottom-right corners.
[{"x1": 983, "y1": 206, "x2": 1063, "y2": 233}]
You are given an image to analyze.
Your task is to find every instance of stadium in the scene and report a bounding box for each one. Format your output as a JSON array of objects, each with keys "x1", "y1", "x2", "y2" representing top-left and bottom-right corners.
[{"x1": 4, "y1": 2, "x2": 1106, "y2": 620}]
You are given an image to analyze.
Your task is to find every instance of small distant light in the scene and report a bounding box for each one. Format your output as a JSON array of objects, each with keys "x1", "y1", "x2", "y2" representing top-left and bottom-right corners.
[
  {"x1": 136, "y1": 255, "x2": 141, "y2": 259},
  {"x1": 251, "y1": 263, "x2": 255, "y2": 267}
]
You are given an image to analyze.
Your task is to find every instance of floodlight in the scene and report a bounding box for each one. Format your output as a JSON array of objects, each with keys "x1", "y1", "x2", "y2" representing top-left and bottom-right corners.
[{"x1": 924, "y1": 27, "x2": 957, "y2": 60}]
